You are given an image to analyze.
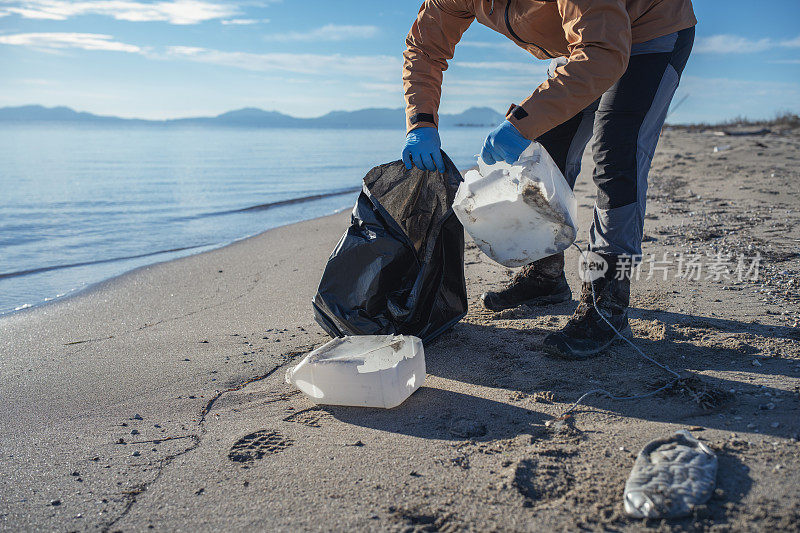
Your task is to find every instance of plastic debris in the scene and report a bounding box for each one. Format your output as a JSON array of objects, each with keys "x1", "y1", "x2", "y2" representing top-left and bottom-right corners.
[
  {"x1": 452, "y1": 143, "x2": 577, "y2": 267},
  {"x1": 285, "y1": 335, "x2": 425, "y2": 409},
  {"x1": 624, "y1": 430, "x2": 717, "y2": 519}
]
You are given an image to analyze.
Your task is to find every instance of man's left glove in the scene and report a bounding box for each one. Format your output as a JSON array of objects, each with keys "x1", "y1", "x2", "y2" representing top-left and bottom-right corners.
[
  {"x1": 402, "y1": 126, "x2": 446, "y2": 173},
  {"x1": 481, "y1": 120, "x2": 531, "y2": 165}
]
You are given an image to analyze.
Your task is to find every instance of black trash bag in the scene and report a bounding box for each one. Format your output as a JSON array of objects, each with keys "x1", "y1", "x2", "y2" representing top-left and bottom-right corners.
[{"x1": 313, "y1": 151, "x2": 467, "y2": 343}]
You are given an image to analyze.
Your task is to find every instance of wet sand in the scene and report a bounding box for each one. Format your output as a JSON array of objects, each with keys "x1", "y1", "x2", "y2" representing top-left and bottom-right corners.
[{"x1": 1, "y1": 126, "x2": 799, "y2": 531}]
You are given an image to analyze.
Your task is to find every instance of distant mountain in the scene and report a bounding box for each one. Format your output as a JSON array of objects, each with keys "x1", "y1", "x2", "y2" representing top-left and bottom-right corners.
[
  {"x1": 172, "y1": 107, "x2": 299, "y2": 127},
  {"x1": 440, "y1": 107, "x2": 508, "y2": 127},
  {"x1": 309, "y1": 107, "x2": 406, "y2": 128},
  {"x1": 0, "y1": 105, "x2": 130, "y2": 123},
  {"x1": 0, "y1": 105, "x2": 504, "y2": 128}
]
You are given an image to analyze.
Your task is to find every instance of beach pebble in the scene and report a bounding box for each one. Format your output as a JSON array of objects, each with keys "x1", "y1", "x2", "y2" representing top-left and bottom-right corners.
[
  {"x1": 759, "y1": 402, "x2": 776, "y2": 410},
  {"x1": 50, "y1": 499, "x2": 61, "y2": 506},
  {"x1": 133, "y1": 414, "x2": 143, "y2": 420}
]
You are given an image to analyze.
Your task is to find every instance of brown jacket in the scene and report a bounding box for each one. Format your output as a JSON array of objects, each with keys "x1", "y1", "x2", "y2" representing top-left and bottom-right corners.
[{"x1": 403, "y1": 0, "x2": 696, "y2": 139}]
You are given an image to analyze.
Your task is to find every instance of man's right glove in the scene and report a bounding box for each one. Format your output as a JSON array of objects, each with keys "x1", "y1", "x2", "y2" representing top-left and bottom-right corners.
[
  {"x1": 402, "y1": 126, "x2": 446, "y2": 173},
  {"x1": 481, "y1": 120, "x2": 531, "y2": 165}
]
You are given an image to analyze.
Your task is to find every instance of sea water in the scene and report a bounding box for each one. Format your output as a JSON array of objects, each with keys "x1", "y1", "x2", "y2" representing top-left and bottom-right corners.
[{"x1": 0, "y1": 124, "x2": 487, "y2": 315}]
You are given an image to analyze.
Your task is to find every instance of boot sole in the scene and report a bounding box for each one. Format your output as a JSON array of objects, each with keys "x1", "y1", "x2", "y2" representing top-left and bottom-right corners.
[
  {"x1": 542, "y1": 326, "x2": 633, "y2": 361},
  {"x1": 481, "y1": 288, "x2": 572, "y2": 312}
]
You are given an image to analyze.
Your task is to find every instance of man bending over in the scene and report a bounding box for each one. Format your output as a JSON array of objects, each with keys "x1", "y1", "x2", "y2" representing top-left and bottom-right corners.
[{"x1": 401, "y1": 0, "x2": 695, "y2": 359}]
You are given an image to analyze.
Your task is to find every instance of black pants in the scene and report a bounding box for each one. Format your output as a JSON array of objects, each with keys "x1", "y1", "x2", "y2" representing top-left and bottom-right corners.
[{"x1": 536, "y1": 27, "x2": 695, "y2": 257}]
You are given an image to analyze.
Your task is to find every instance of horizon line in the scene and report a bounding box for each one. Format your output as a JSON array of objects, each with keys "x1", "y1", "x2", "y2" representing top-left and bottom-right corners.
[{"x1": 0, "y1": 103, "x2": 504, "y2": 123}]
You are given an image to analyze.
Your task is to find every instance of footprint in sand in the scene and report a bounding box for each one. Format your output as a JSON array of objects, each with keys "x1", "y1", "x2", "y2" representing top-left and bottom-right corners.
[
  {"x1": 448, "y1": 417, "x2": 487, "y2": 438},
  {"x1": 283, "y1": 407, "x2": 332, "y2": 428},
  {"x1": 228, "y1": 430, "x2": 293, "y2": 462},
  {"x1": 513, "y1": 451, "x2": 576, "y2": 505}
]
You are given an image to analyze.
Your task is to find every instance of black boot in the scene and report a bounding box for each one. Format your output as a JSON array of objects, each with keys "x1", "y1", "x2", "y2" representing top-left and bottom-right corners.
[
  {"x1": 481, "y1": 252, "x2": 571, "y2": 311},
  {"x1": 542, "y1": 254, "x2": 632, "y2": 360}
]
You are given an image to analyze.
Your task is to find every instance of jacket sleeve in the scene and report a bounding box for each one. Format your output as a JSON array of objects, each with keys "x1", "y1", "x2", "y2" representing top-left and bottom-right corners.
[
  {"x1": 403, "y1": 0, "x2": 475, "y2": 132},
  {"x1": 507, "y1": 0, "x2": 631, "y2": 140}
]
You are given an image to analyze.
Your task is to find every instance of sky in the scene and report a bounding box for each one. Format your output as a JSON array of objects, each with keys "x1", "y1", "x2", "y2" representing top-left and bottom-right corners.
[{"x1": 0, "y1": 0, "x2": 799, "y2": 124}]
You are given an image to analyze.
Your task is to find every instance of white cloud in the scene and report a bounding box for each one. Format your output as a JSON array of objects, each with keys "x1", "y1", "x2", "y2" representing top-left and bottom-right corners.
[
  {"x1": 17, "y1": 78, "x2": 56, "y2": 85},
  {"x1": 221, "y1": 18, "x2": 268, "y2": 25},
  {"x1": 459, "y1": 40, "x2": 517, "y2": 51},
  {"x1": 668, "y1": 75, "x2": 800, "y2": 123},
  {"x1": 443, "y1": 76, "x2": 546, "y2": 98},
  {"x1": 0, "y1": 31, "x2": 398, "y2": 78},
  {"x1": 360, "y1": 82, "x2": 399, "y2": 92},
  {"x1": 781, "y1": 36, "x2": 800, "y2": 48},
  {"x1": 695, "y1": 33, "x2": 800, "y2": 54},
  {"x1": 694, "y1": 35, "x2": 773, "y2": 54},
  {"x1": 452, "y1": 60, "x2": 548, "y2": 75},
  {"x1": 0, "y1": 32, "x2": 141, "y2": 52},
  {"x1": 0, "y1": 0, "x2": 241, "y2": 24},
  {"x1": 671, "y1": 75, "x2": 797, "y2": 91},
  {"x1": 163, "y1": 45, "x2": 399, "y2": 78},
  {"x1": 262, "y1": 24, "x2": 379, "y2": 42}
]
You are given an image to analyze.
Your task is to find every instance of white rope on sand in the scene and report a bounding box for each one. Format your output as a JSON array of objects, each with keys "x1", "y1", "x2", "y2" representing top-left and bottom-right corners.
[{"x1": 556, "y1": 245, "x2": 682, "y2": 419}]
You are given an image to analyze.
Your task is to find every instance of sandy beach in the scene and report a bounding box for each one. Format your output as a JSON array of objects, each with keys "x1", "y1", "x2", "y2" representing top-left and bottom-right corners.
[{"x1": 1, "y1": 125, "x2": 799, "y2": 531}]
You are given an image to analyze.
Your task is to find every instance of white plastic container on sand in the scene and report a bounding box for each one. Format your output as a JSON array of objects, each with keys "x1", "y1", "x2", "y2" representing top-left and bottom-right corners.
[
  {"x1": 285, "y1": 335, "x2": 425, "y2": 408},
  {"x1": 452, "y1": 143, "x2": 578, "y2": 267}
]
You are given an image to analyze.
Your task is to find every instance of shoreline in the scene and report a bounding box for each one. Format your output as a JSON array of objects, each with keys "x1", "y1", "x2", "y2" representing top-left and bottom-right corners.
[
  {"x1": 0, "y1": 207, "x2": 353, "y2": 320},
  {"x1": 1, "y1": 127, "x2": 798, "y2": 530}
]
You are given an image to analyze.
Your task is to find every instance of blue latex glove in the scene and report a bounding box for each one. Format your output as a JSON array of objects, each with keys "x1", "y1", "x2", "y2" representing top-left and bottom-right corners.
[
  {"x1": 481, "y1": 120, "x2": 531, "y2": 165},
  {"x1": 402, "y1": 127, "x2": 445, "y2": 173}
]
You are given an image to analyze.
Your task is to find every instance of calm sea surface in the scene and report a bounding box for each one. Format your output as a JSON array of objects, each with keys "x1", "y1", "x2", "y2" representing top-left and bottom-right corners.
[{"x1": 0, "y1": 124, "x2": 487, "y2": 315}]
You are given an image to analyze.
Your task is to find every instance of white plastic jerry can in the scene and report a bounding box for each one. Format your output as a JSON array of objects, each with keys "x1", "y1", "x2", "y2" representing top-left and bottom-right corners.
[
  {"x1": 285, "y1": 335, "x2": 425, "y2": 408},
  {"x1": 452, "y1": 143, "x2": 578, "y2": 268}
]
